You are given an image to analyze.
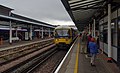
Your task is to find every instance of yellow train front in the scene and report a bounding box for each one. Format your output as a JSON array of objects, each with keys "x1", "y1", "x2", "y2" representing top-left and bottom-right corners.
[{"x1": 54, "y1": 26, "x2": 77, "y2": 49}]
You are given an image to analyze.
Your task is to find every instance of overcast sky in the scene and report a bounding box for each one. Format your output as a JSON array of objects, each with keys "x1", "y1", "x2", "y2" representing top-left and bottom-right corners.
[{"x1": 0, "y1": 0, "x2": 75, "y2": 25}]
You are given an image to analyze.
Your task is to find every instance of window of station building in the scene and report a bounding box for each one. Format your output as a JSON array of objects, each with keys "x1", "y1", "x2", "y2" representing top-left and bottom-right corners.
[
  {"x1": 118, "y1": 29, "x2": 120, "y2": 47},
  {"x1": 103, "y1": 29, "x2": 114, "y2": 45},
  {"x1": 118, "y1": 17, "x2": 120, "y2": 47},
  {"x1": 111, "y1": 19, "x2": 117, "y2": 46},
  {"x1": 103, "y1": 22, "x2": 107, "y2": 30},
  {"x1": 103, "y1": 29, "x2": 107, "y2": 43},
  {"x1": 0, "y1": 29, "x2": 9, "y2": 40},
  {"x1": 99, "y1": 24, "x2": 103, "y2": 32},
  {"x1": 99, "y1": 19, "x2": 104, "y2": 25},
  {"x1": 99, "y1": 32, "x2": 103, "y2": 42},
  {"x1": 103, "y1": 23, "x2": 107, "y2": 44},
  {"x1": 99, "y1": 25, "x2": 103, "y2": 42},
  {"x1": 102, "y1": 22, "x2": 114, "y2": 45}
]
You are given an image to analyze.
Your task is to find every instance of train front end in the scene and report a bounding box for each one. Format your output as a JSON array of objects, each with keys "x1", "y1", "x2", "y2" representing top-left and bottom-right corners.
[{"x1": 54, "y1": 28, "x2": 72, "y2": 49}]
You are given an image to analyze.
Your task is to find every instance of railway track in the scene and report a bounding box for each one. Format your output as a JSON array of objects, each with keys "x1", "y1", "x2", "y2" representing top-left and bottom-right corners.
[
  {"x1": 2, "y1": 46, "x2": 57, "y2": 73},
  {"x1": 0, "y1": 39, "x2": 55, "y2": 73},
  {"x1": 1, "y1": 46, "x2": 67, "y2": 73},
  {"x1": 32, "y1": 50, "x2": 67, "y2": 73},
  {"x1": 0, "y1": 38, "x2": 72, "y2": 73},
  {"x1": 22, "y1": 47, "x2": 59, "y2": 73},
  {"x1": 0, "y1": 39, "x2": 54, "y2": 65}
]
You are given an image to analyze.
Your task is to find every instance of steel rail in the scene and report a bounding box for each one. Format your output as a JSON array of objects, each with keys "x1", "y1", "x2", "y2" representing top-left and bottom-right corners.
[
  {"x1": 25, "y1": 47, "x2": 58, "y2": 73},
  {"x1": 1, "y1": 44, "x2": 56, "y2": 73},
  {"x1": 0, "y1": 42, "x2": 54, "y2": 65}
]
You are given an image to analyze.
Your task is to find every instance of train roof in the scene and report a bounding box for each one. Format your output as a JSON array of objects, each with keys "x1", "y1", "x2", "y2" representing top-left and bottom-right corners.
[{"x1": 55, "y1": 25, "x2": 72, "y2": 29}]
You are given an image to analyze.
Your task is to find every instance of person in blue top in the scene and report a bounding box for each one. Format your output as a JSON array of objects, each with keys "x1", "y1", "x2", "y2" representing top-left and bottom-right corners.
[{"x1": 88, "y1": 37, "x2": 98, "y2": 66}]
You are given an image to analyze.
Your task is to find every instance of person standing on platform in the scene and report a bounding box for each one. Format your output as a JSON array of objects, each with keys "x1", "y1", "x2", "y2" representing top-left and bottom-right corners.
[
  {"x1": 81, "y1": 31, "x2": 88, "y2": 54},
  {"x1": 87, "y1": 34, "x2": 92, "y2": 56},
  {"x1": 88, "y1": 37, "x2": 98, "y2": 66},
  {"x1": 96, "y1": 35, "x2": 99, "y2": 49}
]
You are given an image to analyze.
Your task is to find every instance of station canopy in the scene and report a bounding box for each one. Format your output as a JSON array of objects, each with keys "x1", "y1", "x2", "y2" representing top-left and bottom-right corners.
[{"x1": 61, "y1": 0, "x2": 120, "y2": 31}]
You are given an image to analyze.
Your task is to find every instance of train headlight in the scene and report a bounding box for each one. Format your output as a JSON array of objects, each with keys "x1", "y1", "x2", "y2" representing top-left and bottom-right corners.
[{"x1": 56, "y1": 39, "x2": 58, "y2": 41}]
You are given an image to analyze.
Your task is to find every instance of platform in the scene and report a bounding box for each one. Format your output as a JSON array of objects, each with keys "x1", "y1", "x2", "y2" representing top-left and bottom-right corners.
[
  {"x1": 0, "y1": 38, "x2": 52, "y2": 51},
  {"x1": 55, "y1": 38, "x2": 120, "y2": 73}
]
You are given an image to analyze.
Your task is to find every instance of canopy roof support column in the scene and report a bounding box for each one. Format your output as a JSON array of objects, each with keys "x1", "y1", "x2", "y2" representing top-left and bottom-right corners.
[
  {"x1": 15, "y1": 27, "x2": 18, "y2": 37},
  {"x1": 29, "y1": 25, "x2": 32, "y2": 40},
  {"x1": 9, "y1": 20, "x2": 12, "y2": 44},
  {"x1": 42, "y1": 27, "x2": 44, "y2": 39},
  {"x1": 9, "y1": 11, "x2": 12, "y2": 44},
  {"x1": 49, "y1": 28, "x2": 51, "y2": 37},
  {"x1": 107, "y1": 3, "x2": 112, "y2": 62},
  {"x1": 39, "y1": 28, "x2": 40, "y2": 39}
]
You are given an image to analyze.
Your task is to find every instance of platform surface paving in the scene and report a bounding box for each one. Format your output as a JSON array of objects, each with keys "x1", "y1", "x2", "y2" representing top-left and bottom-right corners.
[{"x1": 64, "y1": 38, "x2": 120, "y2": 73}]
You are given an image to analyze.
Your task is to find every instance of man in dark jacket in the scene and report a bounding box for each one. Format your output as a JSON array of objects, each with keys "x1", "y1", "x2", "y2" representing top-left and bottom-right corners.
[{"x1": 81, "y1": 31, "x2": 88, "y2": 54}]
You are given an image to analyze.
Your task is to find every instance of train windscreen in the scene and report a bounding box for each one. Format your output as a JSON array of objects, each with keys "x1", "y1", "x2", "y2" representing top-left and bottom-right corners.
[{"x1": 55, "y1": 29, "x2": 70, "y2": 37}]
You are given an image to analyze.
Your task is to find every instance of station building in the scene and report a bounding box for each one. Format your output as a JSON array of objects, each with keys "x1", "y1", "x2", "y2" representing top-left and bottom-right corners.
[{"x1": 0, "y1": 5, "x2": 56, "y2": 44}]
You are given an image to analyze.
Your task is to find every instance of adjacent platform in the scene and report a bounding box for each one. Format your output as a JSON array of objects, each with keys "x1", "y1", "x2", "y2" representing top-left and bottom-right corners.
[{"x1": 0, "y1": 38, "x2": 52, "y2": 51}]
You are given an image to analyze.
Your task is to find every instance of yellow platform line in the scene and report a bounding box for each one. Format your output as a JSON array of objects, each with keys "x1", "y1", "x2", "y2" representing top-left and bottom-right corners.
[{"x1": 74, "y1": 39, "x2": 80, "y2": 73}]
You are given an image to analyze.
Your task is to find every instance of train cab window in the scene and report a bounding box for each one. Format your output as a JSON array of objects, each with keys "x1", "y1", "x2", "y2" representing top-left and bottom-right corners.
[
  {"x1": 63, "y1": 29, "x2": 70, "y2": 36},
  {"x1": 55, "y1": 30, "x2": 63, "y2": 37},
  {"x1": 55, "y1": 29, "x2": 70, "y2": 37}
]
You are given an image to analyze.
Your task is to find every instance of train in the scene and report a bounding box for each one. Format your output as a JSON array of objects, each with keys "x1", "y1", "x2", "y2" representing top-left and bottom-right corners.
[{"x1": 54, "y1": 25, "x2": 77, "y2": 49}]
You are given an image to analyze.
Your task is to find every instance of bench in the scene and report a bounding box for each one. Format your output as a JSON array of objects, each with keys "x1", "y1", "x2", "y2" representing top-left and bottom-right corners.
[{"x1": 12, "y1": 37, "x2": 19, "y2": 42}]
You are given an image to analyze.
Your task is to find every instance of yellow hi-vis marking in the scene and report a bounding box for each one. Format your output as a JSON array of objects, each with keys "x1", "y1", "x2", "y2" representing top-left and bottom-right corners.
[{"x1": 74, "y1": 40, "x2": 80, "y2": 73}]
